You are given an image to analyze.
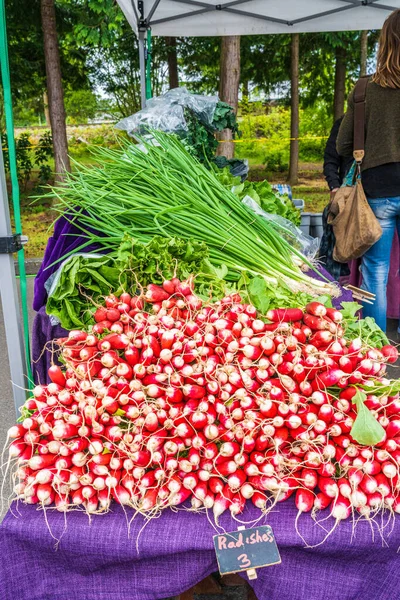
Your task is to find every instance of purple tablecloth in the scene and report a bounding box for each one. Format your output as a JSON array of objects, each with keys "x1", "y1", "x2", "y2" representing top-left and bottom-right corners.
[
  {"x1": 13, "y1": 218, "x2": 397, "y2": 599},
  {"x1": 1, "y1": 499, "x2": 399, "y2": 600},
  {"x1": 33, "y1": 215, "x2": 102, "y2": 312}
]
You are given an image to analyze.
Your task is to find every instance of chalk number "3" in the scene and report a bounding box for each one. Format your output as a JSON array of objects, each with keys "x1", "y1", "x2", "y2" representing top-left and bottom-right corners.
[{"x1": 237, "y1": 554, "x2": 251, "y2": 569}]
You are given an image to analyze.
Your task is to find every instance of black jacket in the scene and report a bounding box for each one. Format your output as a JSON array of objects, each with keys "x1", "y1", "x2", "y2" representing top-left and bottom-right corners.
[{"x1": 323, "y1": 117, "x2": 353, "y2": 190}]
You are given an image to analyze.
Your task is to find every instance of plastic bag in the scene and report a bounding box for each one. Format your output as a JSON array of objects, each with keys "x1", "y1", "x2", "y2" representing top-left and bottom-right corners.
[
  {"x1": 212, "y1": 155, "x2": 249, "y2": 182},
  {"x1": 230, "y1": 159, "x2": 249, "y2": 180},
  {"x1": 116, "y1": 87, "x2": 219, "y2": 137},
  {"x1": 242, "y1": 196, "x2": 319, "y2": 259}
]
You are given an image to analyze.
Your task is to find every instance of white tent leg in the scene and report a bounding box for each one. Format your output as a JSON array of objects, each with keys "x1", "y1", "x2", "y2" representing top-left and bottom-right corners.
[
  {"x1": 139, "y1": 29, "x2": 146, "y2": 109},
  {"x1": 0, "y1": 140, "x2": 28, "y2": 417}
]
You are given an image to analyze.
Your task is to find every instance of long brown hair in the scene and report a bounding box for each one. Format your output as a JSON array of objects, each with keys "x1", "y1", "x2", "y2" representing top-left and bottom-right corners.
[{"x1": 372, "y1": 9, "x2": 400, "y2": 88}]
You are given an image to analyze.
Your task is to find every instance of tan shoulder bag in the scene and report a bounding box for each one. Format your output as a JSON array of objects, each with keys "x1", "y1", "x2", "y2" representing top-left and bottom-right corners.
[{"x1": 327, "y1": 77, "x2": 382, "y2": 263}]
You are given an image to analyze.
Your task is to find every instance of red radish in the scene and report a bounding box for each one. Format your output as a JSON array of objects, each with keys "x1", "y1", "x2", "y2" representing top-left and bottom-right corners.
[
  {"x1": 325, "y1": 308, "x2": 343, "y2": 323},
  {"x1": 7, "y1": 424, "x2": 26, "y2": 439},
  {"x1": 381, "y1": 461, "x2": 397, "y2": 479},
  {"x1": 213, "y1": 487, "x2": 234, "y2": 520},
  {"x1": 306, "y1": 302, "x2": 327, "y2": 317},
  {"x1": 331, "y1": 495, "x2": 351, "y2": 520},
  {"x1": 266, "y1": 308, "x2": 303, "y2": 323},
  {"x1": 315, "y1": 369, "x2": 345, "y2": 388},
  {"x1": 300, "y1": 468, "x2": 318, "y2": 490},
  {"x1": 313, "y1": 492, "x2": 332, "y2": 511},
  {"x1": 37, "y1": 484, "x2": 54, "y2": 503},
  {"x1": 48, "y1": 365, "x2": 66, "y2": 387},
  {"x1": 295, "y1": 488, "x2": 314, "y2": 513},
  {"x1": 381, "y1": 345, "x2": 399, "y2": 364},
  {"x1": 302, "y1": 314, "x2": 329, "y2": 331},
  {"x1": 7, "y1": 282, "x2": 400, "y2": 521},
  {"x1": 227, "y1": 469, "x2": 246, "y2": 490}
]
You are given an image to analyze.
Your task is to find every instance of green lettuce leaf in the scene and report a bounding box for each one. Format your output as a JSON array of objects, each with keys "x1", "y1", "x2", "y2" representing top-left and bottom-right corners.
[{"x1": 350, "y1": 390, "x2": 386, "y2": 446}]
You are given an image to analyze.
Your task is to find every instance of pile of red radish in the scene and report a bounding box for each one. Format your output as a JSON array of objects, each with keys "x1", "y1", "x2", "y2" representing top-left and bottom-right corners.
[{"x1": 6, "y1": 278, "x2": 400, "y2": 530}]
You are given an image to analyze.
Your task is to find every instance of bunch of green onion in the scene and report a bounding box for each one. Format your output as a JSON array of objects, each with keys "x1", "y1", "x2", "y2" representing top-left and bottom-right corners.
[{"x1": 50, "y1": 131, "x2": 336, "y2": 296}]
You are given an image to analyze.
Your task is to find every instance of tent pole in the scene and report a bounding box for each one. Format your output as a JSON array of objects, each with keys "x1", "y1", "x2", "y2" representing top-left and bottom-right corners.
[
  {"x1": 139, "y1": 28, "x2": 147, "y2": 108},
  {"x1": 146, "y1": 28, "x2": 152, "y2": 100},
  {"x1": 0, "y1": 139, "x2": 28, "y2": 416}
]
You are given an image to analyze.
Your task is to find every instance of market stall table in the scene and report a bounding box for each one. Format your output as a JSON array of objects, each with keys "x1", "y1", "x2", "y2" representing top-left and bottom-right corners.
[
  {"x1": 1, "y1": 498, "x2": 400, "y2": 600},
  {"x1": 22, "y1": 214, "x2": 394, "y2": 600}
]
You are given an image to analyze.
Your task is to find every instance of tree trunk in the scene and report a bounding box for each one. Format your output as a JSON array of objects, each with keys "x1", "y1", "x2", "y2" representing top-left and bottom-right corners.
[
  {"x1": 166, "y1": 37, "x2": 179, "y2": 89},
  {"x1": 288, "y1": 33, "x2": 299, "y2": 186},
  {"x1": 216, "y1": 35, "x2": 240, "y2": 159},
  {"x1": 43, "y1": 91, "x2": 51, "y2": 126},
  {"x1": 360, "y1": 30, "x2": 368, "y2": 77},
  {"x1": 41, "y1": 0, "x2": 70, "y2": 180},
  {"x1": 333, "y1": 46, "x2": 346, "y2": 121}
]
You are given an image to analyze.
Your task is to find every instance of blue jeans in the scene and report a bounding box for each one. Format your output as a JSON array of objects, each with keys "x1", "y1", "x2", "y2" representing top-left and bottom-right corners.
[{"x1": 361, "y1": 196, "x2": 400, "y2": 332}]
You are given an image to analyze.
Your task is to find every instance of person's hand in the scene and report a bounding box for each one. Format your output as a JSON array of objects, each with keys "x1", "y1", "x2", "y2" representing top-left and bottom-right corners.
[{"x1": 330, "y1": 188, "x2": 339, "y2": 201}]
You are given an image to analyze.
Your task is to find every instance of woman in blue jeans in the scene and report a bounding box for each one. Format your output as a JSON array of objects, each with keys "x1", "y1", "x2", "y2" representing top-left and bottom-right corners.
[{"x1": 337, "y1": 9, "x2": 400, "y2": 335}]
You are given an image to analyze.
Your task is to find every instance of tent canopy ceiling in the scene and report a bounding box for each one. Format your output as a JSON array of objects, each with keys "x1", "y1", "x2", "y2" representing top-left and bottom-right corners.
[{"x1": 117, "y1": 0, "x2": 400, "y2": 36}]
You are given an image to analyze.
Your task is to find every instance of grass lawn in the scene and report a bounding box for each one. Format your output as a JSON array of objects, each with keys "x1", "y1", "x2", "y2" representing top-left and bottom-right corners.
[{"x1": 14, "y1": 158, "x2": 329, "y2": 259}]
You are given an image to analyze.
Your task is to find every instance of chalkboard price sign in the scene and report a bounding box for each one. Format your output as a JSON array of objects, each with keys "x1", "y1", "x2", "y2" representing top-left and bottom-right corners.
[{"x1": 213, "y1": 525, "x2": 281, "y2": 576}]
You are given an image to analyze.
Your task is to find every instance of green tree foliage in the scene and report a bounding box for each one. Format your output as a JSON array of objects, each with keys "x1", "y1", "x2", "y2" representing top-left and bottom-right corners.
[
  {"x1": 4, "y1": 0, "x2": 92, "y2": 124},
  {"x1": 300, "y1": 31, "x2": 379, "y2": 109},
  {"x1": 61, "y1": 0, "x2": 170, "y2": 117},
  {"x1": 64, "y1": 89, "x2": 98, "y2": 123},
  {"x1": 177, "y1": 31, "x2": 378, "y2": 114}
]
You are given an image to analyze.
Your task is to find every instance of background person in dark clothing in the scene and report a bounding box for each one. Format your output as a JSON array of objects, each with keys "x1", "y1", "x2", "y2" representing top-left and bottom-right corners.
[
  {"x1": 323, "y1": 117, "x2": 353, "y2": 195},
  {"x1": 319, "y1": 117, "x2": 352, "y2": 279}
]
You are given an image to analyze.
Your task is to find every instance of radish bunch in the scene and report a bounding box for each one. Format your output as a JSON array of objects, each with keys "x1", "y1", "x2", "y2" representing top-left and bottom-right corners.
[{"x1": 6, "y1": 279, "x2": 400, "y2": 530}]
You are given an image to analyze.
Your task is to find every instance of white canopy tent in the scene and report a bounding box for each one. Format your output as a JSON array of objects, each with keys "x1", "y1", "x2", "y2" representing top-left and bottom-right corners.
[
  {"x1": 116, "y1": 0, "x2": 400, "y2": 106},
  {"x1": 2, "y1": 0, "x2": 399, "y2": 416}
]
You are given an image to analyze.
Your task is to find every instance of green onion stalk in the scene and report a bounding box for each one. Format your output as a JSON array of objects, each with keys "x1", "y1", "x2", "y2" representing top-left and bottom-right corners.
[{"x1": 47, "y1": 131, "x2": 338, "y2": 297}]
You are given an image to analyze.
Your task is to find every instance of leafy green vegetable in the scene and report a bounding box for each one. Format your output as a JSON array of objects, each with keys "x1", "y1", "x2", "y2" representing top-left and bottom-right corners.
[
  {"x1": 17, "y1": 405, "x2": 35, "y2": 423},
  {"x1": 117, "y1": 235, "x2": 210, "y2": 285},
  {"x1": 340, "y1": 302, "x2": 389, "y2": 348},
  {"x1": 350, "y1": 390, "x2": 386, "y2": 446},
  {"x1": 46, "y1": 232, "x2": 317, "y2": 329},
  {"x1": 314, "y1": 295, "x2": 333, "y2": 308},
  {"x1": 212, "y1": 165, "x2": 301, "y2": 226},
  {"x1": 46, "y1": 254, "x2": 127, "y2": 329},
  {"x1": 361, "y1": 379, "x2": 400, "y2": 397},
  {"x1": 247, "y1": 277, "x2": 272, "y2": 315},
  {"x1": 246, "y1": 274, "x2": 313, "y2": 316},
  {"x1": 47, "y1": 131, "x2": 333, "y2": 298},
  {"x1": 183, "y1": 101, "x2": 239, "y2": 164}
]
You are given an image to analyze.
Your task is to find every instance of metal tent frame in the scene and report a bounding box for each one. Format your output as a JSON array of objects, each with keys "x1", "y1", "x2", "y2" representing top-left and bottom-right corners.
[{"x1": 117, "y1": 0, "x2": 400, "y2": 107}]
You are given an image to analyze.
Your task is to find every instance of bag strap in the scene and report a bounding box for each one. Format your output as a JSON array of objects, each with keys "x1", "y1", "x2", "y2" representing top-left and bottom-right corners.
[{"x1": 353, "y1": 76, "x2": 369, "y2": 164}]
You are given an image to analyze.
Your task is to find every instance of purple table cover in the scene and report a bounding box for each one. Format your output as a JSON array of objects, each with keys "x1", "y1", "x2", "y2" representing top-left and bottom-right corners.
[
  {"x1": 1, "y1": 499, "x2": 400, "y2": 600},
  {"x1": 20, "y1": 217, "x2": 382, "y2": 600},
  {"x1": 33, "y1": 215, "x2": 102, "y2": 312}
]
